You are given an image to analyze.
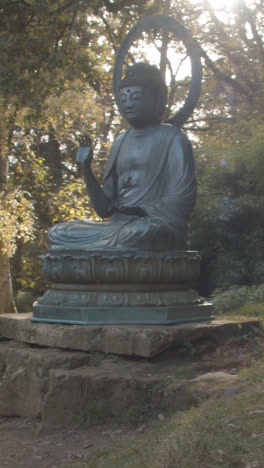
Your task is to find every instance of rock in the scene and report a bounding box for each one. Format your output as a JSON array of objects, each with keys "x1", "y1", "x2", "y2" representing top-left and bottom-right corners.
[
  {"x1": 39, "y1": 368, "x2": 242, "y2": 432},
  {"x1": 39, "y1": 363, "x2": 195, "y2": 432},
  {"x1": 0, "y1": 339, "x2": 250, "y2": 433},
  {"x1": 0, "y1": 313, "x2": 260, "y2": 358},
  {"x1": 189, "y1": 371, "x2": 240, "y2": 400},
  {"x1": 0, "y1": 341, "x2": 90, "y2": 418},
  {"x1": 0, "y1": 314, "x2": 260, "y2": 433}
]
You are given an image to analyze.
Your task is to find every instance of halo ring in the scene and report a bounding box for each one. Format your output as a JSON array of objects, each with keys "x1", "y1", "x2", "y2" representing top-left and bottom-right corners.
[{"x1": 113, "y1": 15, "x2": 202, "y2": 127}]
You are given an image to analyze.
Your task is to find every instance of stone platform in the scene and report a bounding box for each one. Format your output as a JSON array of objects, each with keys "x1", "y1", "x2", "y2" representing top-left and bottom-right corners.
[
  {"x1": 0, "y1": 313, "x2": 260, "y2": 358},
  {"x1": 0, "y1": 313, "x2": 261, "y2": 432}
]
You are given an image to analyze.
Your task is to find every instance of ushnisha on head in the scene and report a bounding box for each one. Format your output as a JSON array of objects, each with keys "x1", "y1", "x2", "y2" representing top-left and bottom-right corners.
[{"x1": 119, "y1": 62, "x2": 168, "y2": 129}]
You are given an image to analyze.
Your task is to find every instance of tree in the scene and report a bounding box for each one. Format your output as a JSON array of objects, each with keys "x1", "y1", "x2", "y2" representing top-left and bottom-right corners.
[
  {"x1": 0, "y1": 0, "x2": 147, "y2": 309},
  {"x1": 2, "y1": 0, "x2": 264, "y2": 307},
  {"x1": 0, "y1": 0, "x2": 112, "y2": 310}
]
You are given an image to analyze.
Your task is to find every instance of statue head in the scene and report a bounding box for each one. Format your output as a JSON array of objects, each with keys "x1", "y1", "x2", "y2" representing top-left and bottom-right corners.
[{"x1": 119, "y1": 63, "x2": 167, "y2": 128}]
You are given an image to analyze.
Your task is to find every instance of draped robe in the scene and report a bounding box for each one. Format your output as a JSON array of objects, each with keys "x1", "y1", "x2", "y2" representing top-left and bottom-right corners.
[{"x1": 48, "y1": 123, "x2": 197, "y2": 251}]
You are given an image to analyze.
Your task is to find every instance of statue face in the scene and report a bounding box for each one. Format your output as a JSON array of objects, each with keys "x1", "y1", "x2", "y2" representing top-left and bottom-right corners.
[{"x1": 119, "y1": 86, "x2": 159, "y2": 128}]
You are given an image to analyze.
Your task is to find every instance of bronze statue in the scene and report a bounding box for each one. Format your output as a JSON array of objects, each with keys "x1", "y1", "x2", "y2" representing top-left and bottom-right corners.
[
  {"x1": 48, "y1": 63, "x2": 197, "y2": 251},
  {"x1": 33, "y1": 16, "x2": 214, "y2": 325}
]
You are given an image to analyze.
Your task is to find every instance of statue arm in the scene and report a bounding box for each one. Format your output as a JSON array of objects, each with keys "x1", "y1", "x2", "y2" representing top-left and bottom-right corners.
[
  {"x1": 77, "y1": 136, "x2": 146, "y2": 219},
  {"x1": 83, "y1": 167, "x2": 115, "y2": 219},
  {"x1": 77, "y1": 136, "x2": 114, "y2": 219},
  {"x1": 83, "y1": 173, "x2": 146, "y2": 218}
]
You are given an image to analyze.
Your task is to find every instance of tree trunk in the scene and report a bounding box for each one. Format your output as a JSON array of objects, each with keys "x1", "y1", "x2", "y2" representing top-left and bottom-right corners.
[
  {"x1": 0, "y1": 254, "x2": 14, "y2": 314},
  {"x1": 0, "y1": 108, "x2": 14, "y2": 313}
]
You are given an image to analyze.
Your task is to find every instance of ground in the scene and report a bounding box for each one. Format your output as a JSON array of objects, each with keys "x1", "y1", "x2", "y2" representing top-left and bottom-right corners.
[{"x1": 0, "y1": 417, "x2": 143, "y2": 468}]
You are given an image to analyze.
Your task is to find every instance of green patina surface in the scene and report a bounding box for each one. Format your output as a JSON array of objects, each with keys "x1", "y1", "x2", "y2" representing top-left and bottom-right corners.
[{"x1": 32, "y1": 303, "x2": 214, "y2": 325}]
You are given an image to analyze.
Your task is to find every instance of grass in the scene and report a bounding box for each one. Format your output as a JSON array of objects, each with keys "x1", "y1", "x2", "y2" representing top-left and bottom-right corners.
[
  {"x1": 62, "y1": 359, "x2": 264, "y2": 468},
  {"x1": 216, "y1": 302, "x2": 264, "y2": 326},
  {"x1": 211, "y1": 284, "x2": 264, "y2": 320}
]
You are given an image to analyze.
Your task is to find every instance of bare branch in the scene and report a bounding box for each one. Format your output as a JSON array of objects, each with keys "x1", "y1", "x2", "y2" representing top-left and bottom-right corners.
[
  {"x1": 99, "y1": 12, "x2": 118, "y2": 53},
  {"x1": 160, "y1": 29, "x2": 169, "y2": 80},
  {"x1": 240, "y1": 2, "x2": 264, "y2": 61},
  {"x1": 185, "y1": 116, "x2": 235, "y2": 131},
  {"x1": 200, "y1": 48, "x2": 250, "y2": 96},
  {"x1": 102, "y1": 0, "x2": 147, "y2": 13},
  {"x1": 49, "y1": 0, "x2": 79, "y2": 17}
]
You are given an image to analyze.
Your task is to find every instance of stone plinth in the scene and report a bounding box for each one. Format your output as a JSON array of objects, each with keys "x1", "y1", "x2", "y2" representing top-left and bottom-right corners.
[
  {"x1": 33, "y1": 249, "x2": 214, "y2": 325},
  {"x1": 0, "y1": 313, "x2": 259, "y2": 358},
  {"x1": 0, "y1": 339, "x2": 241, "y2": 432},
  {"x1": 0, "y1": 314, "x2": 260, "y2": 432}
]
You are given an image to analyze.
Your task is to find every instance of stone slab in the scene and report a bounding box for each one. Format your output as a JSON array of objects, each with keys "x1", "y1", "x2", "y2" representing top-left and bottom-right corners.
[
  {"x1": 40, "y1": 366, "x2": 239, "y2": 432},
  {"x1": 0, "y1": 313, "x2": 260, "y2": 358},
  {"x1": 0, "y1": 340, "x2": 91, "y2": 418},
  {"x1": 0, "y1": 340, "x2": 241, "y2": 432}
]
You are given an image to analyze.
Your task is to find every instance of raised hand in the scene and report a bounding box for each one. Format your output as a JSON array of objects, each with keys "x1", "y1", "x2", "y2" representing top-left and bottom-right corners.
[{"x1": 76, "y1": 135, "x2": 93, "y2": 169}]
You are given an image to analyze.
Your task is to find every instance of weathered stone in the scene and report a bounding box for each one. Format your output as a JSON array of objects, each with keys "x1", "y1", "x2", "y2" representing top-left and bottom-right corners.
[
  {"x1": 188, "y1": 371, "x2": 240, "y2": 400},
  {"x1": 0, "y1": 334, "x2": 254, "y2": 432},
  {"x1": 40, "y1": 363, "x2": 195, "y2": 432},
  {"x1": 40, "y1": 366, "x2": 150, "y2": 431},
  {"x1": 0, "y1": 339, "x2": 199, "y2": 431},
  {"x1": 0, "y1": 313, "x2": 260, "y2": 358},
  {"x1": 40, "y1": 366, "x2": 240, "y2": 432},
  {"x1": 0, "y1": 341, "x2": 90, "y2": 418}
]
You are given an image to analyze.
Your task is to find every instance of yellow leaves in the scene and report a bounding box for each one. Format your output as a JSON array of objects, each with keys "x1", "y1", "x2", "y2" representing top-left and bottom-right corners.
[
  {"x1": 224, "y1": 38, "x2": 241, "y2": 49},
  {"x1": 48, "y1": 180, "x2": 93, "y2": 224},
  {"x1": 40, "y1": 192, "x2": 46, "y2": 197},
  {"x1": 0, "y1": 189, "x2": 35, "y2": 257}
]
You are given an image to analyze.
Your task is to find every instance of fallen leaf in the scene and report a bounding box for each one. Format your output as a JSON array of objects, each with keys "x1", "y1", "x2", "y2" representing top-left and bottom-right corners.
[
  {"x1": 136, "y1": 424, "x2": 146, "y2": 433},
  {"x1": 112, "y1": 429, "x2": 122, "y2": 434},
  {"x1": 70, "y1": 453, "x2": 82, "y2": 459},
  {"x1": 82, "y1": 443, "x2": 94, "y2": 449}
]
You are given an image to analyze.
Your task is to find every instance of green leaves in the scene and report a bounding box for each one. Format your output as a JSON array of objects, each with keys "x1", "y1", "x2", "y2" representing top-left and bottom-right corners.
[{"x1": 1, "y1": 0, "x2": 264, "y2": 300}]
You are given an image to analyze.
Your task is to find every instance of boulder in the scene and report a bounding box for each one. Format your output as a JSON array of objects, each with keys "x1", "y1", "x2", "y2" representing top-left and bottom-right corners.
[{"x1": 0, "y1": 341, "x2": 90, "y2": 418}]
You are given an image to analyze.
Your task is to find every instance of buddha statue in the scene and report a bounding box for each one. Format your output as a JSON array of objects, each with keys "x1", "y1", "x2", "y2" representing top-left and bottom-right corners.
[
  {"x1": 48, "y1": 62, "x2": 197, "y2": 252},
  {"x1": 33, "y1": 18, "x2": 214, "y2": 325}
]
